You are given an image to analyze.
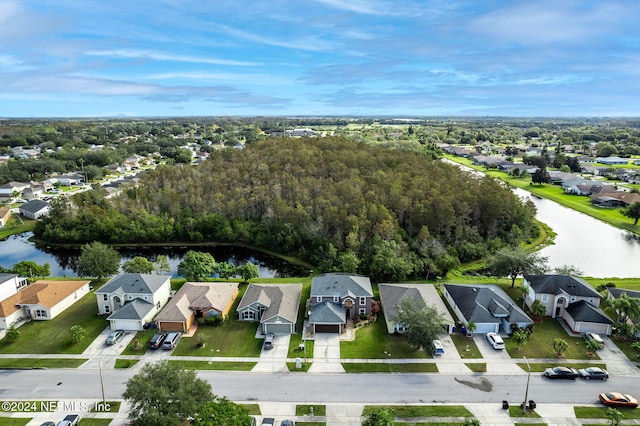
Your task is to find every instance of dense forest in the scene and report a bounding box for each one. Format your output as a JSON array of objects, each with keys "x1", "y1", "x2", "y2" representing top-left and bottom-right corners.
[{"x1": 34, "y1": 137, "x2": 538, "y2": 281}]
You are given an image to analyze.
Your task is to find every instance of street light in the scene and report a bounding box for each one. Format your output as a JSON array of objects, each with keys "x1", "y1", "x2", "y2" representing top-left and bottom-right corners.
[{"x1": 522, "y1": 355, "x2": 531, "y2": 410}]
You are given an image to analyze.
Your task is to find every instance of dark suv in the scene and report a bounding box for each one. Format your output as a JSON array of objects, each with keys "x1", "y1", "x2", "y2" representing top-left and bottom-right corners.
[{"x1": 148, "y1": 333, "x2": 167, "y2": 349}]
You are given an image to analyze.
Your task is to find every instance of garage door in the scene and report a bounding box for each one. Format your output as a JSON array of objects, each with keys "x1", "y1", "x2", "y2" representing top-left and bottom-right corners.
[
  {"x1": 158, "y1": 321, "x2": 185, "y2": 332},
  {"x1": 264, "y1": 323, "x2": 292, "y2": 335},
  {"x1": 315, "y1": 324, "x2": 340, "y2": 333}
]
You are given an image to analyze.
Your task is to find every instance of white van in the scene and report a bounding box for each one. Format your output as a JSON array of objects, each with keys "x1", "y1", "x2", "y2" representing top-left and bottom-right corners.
[
  {"x1": 162, "y1": 332, "x2": 181, "y2": 350},
  {"x1": 432, "y1": 339, "x2": 445, "y2": 355}
]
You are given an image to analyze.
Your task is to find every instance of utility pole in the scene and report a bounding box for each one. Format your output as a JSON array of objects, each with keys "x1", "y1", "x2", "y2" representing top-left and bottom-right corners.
[{"x1": 522, "y1": 356, "x2": 531, "y2": 410}]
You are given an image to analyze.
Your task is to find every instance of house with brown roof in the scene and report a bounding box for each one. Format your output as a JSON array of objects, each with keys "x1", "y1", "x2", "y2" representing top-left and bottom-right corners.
[
  {"x1": 155, "y1": 282, "x2": 239, "y2": 332},
  {"x1": 237, "y1": 283, "x2": 302, "y2": 335},
  {"x1": 0, "y1": 207, "x2": 12, "y2": 227},
  {"x1": 0, "y1": 280, "x2": 91, "y2": 329}
]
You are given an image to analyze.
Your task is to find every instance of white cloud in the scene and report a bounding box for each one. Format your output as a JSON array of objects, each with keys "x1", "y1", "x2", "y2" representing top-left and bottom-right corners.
[{"x1": 85, "y1": 49, "x2": 260, "y2": 66}]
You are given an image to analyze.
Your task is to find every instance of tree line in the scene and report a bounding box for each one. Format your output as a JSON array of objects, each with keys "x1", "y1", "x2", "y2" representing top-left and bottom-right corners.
[{"x1": 35, "y1": 137, "x2": 539, "y2": 282}]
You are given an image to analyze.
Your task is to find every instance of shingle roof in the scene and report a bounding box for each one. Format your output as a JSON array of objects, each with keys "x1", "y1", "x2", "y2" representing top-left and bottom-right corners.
[
  {"x1": 444, "y1": 284, "x2": 532, "y2": 325},
  {"x1": 19, "y1": 199, "x2": 49, "y2": 214},
  {"x1": 107, "y1": 298, "x2": 155, "y2": 321},
  {"x1": 378, "y1": 283, "x2": 455, "y2": 326},
  {"x1": 524, "y1": 275, "x2": 601, "y2": 299},
  {"x1": 96, "y1": 273, "x2": 169, "y2": 295},
  {"x1": 155, "y1": 282, "x2": 239, "y2": 323},
  {"x1": 309, "y1": 300, "x2": 345, "y2": 324},
  {"x1": 237, "y1": 283, "x2": 301, "y2": 324},
  {"x1": 608, "y1": 288, "x2": 640, "y2": 300},
  {"x1": 310, "y1": 273, "x2": 373, "y2": 299},
  {"x1": 0, "y1": 280, "x2": 90, "y2": 317},
  {"x1": 565, "y1": 300, "x2": 613, "y2": 324}
]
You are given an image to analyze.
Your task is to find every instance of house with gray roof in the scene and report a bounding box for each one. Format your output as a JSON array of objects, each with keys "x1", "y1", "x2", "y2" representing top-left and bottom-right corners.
[
  {"x1": 443, "y1": 284, "x2": 532, "y2": 334},
  {"x1": 378, "y1": 283, "x2": 455, "y2": 334},
  {"x1": 236, "y1": 283, "x2": 301, "y2": 335},
  {"x1": 565, "y1": 301, "x2": 613, "y2": 336},
  {"x1": 309, "y1": 273, "x2": 373, "y2": 334},
  {"x1": 523, "y1": 274, "x2": 612, "y2": 335},
  {"x1": 18, "y1": 199, "x2": 50, "y2": 219},
  {"x1": 95, "y1": 273, "x2": 171, "y2": 330}
]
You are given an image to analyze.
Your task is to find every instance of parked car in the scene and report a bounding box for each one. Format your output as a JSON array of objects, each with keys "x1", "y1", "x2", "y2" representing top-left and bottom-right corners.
[
  {"x1": 578, "y1": 367, "x2": 609, "y2": 380},
  {"x1": 105, "y1": 330, "x2": 124, "y2": 345},
  {"x1": 432, "y1": 339, "x2": 445, "y2": 355},
  {"x1": 585, "y1": 332, "x2": 605, "y2": 346},
  {"x1": 281, "y1": 420, "x2": 295, "y2": 426},
  {"x1": 148, "y1": 332, "x2": 167, "y2": 349},
  {"x1": 162, "y1": 332, "x2": 181, "y2": 350},
  {"x1": 486, "y1": 332, "x2": 505, "y2": 350},
  {"x1": 599, "y1": 392, "x2": 639, "y2": 408},
  {"x1": 260, "y1": 418, "x2": 275, "y2": 426},
  {"x1": 263, "y1": 333, "x2": 274, "y2": 350},
  {"x1": 544, "y1": 366, "x2": 579, "y2": 380},
  {"x1": 40, "y1": 422, "x2": 55, "y2": 426},
  {"x1": 56, "y1": 414, "x2": 80, "y2": 426}
]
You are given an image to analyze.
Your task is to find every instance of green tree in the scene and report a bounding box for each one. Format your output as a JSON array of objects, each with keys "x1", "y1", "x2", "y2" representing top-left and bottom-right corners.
[
  {"x1": 123, "y1": 360, "x2": 214, "y2": 426},
  {"x1": 122, "y1": 256, "x2": 154, "y2": 274},
  {"x1": 12, "y1": 260, "x2": 50, "y2": 278},
  {"x1": 3, "y1": 326, "x2": 20, "y2": 343},
  {"x1": 606, "y1": 407, "x2": 623, "y2": 426},
  {"x1": 553, "y1": 264, "x2": 583, "y2": 276},
  {"x1": 586, "y1": 339, "x2": 603, "y2": 353},
  {"x1": 394, "y1": 297, "x2": 447, "y2": 353},
  {"x1": 488, "y1": 247, "x2": 548, "y2": 287},
  {"x1": 622, "y1": 202, "x2": 640, "y2": 225},
  {"x1": 191, "y1": 397, "x2": 254, "y2": 426},
  {"x1": 606, "y1": 293, "x2": 640, "y2": 324},
  {"x1": 462, "y1": 419, "x2": 481, "y2": 426},
  {"x1": 236, "y1": 262, "x2": 259, "y2": 283},
  {"x1": 529, "y1": 300, "x2": 546, "y2": 322},
  {"x1": 75, "y1": 241, "x2": 120, "y2": 279},
  {"x1": 153, "y1": 255, "x2": 171, "y2": 275},
  {"x1": 512, "y1": 328, "x2": 528, "y2": 349},
  {"x1": 362, "y1": 407, "x2": 395, "y2": 426},
  {"x1": 531, "y1": 167, "x2": 550, "y2": 185},
  {"x1": 216, "y1": 262, "x2": 236, "y2": 280},
  {"x1": 552, "y1": 338, "x2": 569, "y2": 357},
  {"x1": 178, "y1": 251, "x2": 217, "y2": 281},
  {"x1": 69, "y1": 325, "x2": 86, "y2": 344}
]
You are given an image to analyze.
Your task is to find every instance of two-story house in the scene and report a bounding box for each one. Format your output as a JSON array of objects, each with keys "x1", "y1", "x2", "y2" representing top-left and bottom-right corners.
[
  {"x1": 308, "y1": 273, "x2": 373, "y2": 334},
  {"x1": 95, "y1": 273, "x2": 171, "y2": 331},
  {"x1": 523, "y1": 274, "x2": 613, "y2": 335},
  {"x1": 0, "y1": 274, "x2": 28, "y2": 303}
]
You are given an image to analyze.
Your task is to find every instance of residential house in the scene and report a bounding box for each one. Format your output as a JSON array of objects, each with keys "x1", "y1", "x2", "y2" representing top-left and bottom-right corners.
[
  {"x1": 0, "y1": 181, "x2": 30, "y2": 201},
  {"x1": 443, "y1": 284, "x2": 532, "y2": 334},
  {"x1": 237, "y1": 283, "x2": 301, "y2": 335},
  {"x1": 522, "y1": 274, "x2": 612, "y2": 335},
  {"x1": 378, "y1": 283, "x2": 455, "y2": 334},
  {"x1": 0, "y1": 280, "x2": 90, "y2": 330},
  {"x1": 472, "y1": 155, "x2": 506, "y2": 168},
  {"x1": 0, "y1": 274, "x2": 28, "y2": 302},
  {"x1": 607, "y1": 288, "x2": 640, "y2": 336},
  {"x1": 155, "y1": 282, "x2": 239, "y2": 332},
  {"x1": 308, "y1": 273, "x2": 373, "y2": 334},
  {"x1": 0, "y1": 207, "x2": 11, "y2": 227},
  {"x1": 95, "y1": 273, "x2": 171, "y2": 331},
  {"x1": 596, "y1": 156, "x2": 629, "y2": 165},
  {"x1": 547, "y1": 171, "x2": 577, "y2": 185},
  {"x1": 590, "y1": 191, "x2": 640, "y2": 208},
  {"x1": 19, "y1": 199, "x2": 50, "y2": 219},
  {"x1": 562, "y1": 178, "x2": 613, "y2": 196},
  {"x1": 22, "y1": 183, "x2": 47, "y2": 201}
]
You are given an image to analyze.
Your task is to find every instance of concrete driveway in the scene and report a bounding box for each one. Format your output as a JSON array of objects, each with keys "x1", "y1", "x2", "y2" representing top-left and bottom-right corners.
[
  {"x1": 594, "y1": 335, "x2": 639, "y2": 376},
  {"x1": 308, "y1": 333, "x2": 344, "y2": 373},
  {"x1": 473, "y1": 333, "x2": 524, "y2": 374},
  {"x1": 79, "y1": 327, "x2": 137, "y2": 369},
  {"x1": 252, "y1": 334, "x2": 291, "y2": 373}
]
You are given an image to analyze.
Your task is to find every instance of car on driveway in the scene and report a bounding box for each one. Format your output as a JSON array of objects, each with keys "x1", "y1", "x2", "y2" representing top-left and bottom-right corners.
[
  {"x1": 105, "y1": 330, "x2": 124, "y2": 345},
  {"x1": 544, "y1": 366, "x2": 579, "y2": 380},
  {"x1": 148, "y1": 332, "x2": 167, "y2": 349},
  {"x1": 40, "y1": 422, "x2": 55, "y2": 426},
  {"x1": 260, "y1": 418, "x2": 275, "y2": 426},
  {"x1": 281, "y1": 420, "x2": 295, "y2": 426},
  {"x1": 599, "y1": 392, "x2": 638, "y2": 408},
  {"x1": 585, "y1": 332, "x2": 605, "y2": 346},
  {"x1": 263, "y1": 333, "x2": 274, "y2": 350},
  {"x1": 486, "y1": 332, "x2": 505, "y2": 350},
  {"x1": 578, "y1": 367, "x2": 609, "y2": 380}
]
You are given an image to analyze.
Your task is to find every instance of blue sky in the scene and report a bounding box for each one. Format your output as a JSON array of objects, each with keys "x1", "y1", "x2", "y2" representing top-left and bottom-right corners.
[{"x1": 1, "y1": 0, "x2": 640, "y2": 117}]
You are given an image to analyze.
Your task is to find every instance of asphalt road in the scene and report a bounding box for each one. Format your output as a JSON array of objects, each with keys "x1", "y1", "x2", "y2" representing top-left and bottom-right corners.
[{"x1": 2, "y1": 369, "x2": 640, "y2": 406}]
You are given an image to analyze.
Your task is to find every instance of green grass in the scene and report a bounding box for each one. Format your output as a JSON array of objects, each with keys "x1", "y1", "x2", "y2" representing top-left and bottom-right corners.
[
  {"x1": 0, "y1": 358, "x2": 87, "y2": 368},
  {"x1": 514, "y1": 423, "x2": 548, "y2": 426},
  {"x1": 361, "y1": 405, "x2": 473, "y2": 418},
  {"x1": 241, "y1": 404, "x2": 261, "y2": 415},
  {"x1": 90, "y1": 401, "x2": 121, "y2": 412},
  {"x1": 340, "y1": 314, "x2": 429, "y2": 359},
  {"x1": 295, "y1": 423, "x2": 325, "y2": 426},
  {"x1": 342, "y1": 362, "x2": 438, "y2": 373},
  {"x1": 465, "y1": 362, "x2": 487, "y2": 373},
  {"x1": 509, "y1": 406, "x2": 541, "y2": 418},
  {"x1": 296, "y1": 405, "x2": 326, "y2": 416},
  {"x1": 121, "y1": 329, "x2": 156, "y2": 355},
  {"x1": 575, "y1": 406, "x2": 640, "y2": 419},
  {"x1": 114, "y1": 359, "x2": 139, "y2": 368},
  {"x1": 608, "y1": 336, "x2": 640, "y2": 362},
  {"x1": 78, "y1": 419, "x2": 113, "y2": 426},
  {"x1": 288, "y1": 332, "x2": 315, "y2": 359},
  {"x1": 0, "y1": 281, "x2": 109, "y2": 354},
  {"x1": 287, "y1": 361, "x2": 312, "y2": 372},
  {"x1": 451, "y1": 333, "x2": 483, "y2": 359},
  {"x1": 0, "y1": 419, "x2": 30, "y2": 426},
  {"x1": 0, "y1": 219, "x2": 35, "y2": 240},
  {"x1": 168, "y1": 360, "x2": 256, "y2": 370}
]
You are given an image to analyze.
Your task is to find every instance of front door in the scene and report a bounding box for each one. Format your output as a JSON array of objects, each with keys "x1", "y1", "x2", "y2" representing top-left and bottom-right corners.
[{"x1": 345, "y1": 308, "x2": 351, "y2": 319}]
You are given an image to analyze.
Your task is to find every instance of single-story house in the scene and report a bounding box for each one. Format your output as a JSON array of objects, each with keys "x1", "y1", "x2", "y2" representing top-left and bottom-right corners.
[
  {"x1": 19, "y1": 199, "x2": 50, "y2": 219},
  {"x1": 0, "y1": 280, "x2": 90, "y2": 329},
  {"x1": 0, "y1": 207, "x2": 12, "y2": 228},
  {"x1": 590, "y1": 191, "x2": 640, "y2": 208},
  {"x1": 95, "y1": 273, "x2": 171, "y2": 331},
  {"x1": 596, "y1": 156, "x2": 629, "y2": 165},
  {"x1": 443, "y1": 284, "x2": 532, "y2": 334},
  {"x1": 378, "y1": 283, "x2": 455, "y2": 334},
  {"x1": 155, "y1": 282, "x2": 239, "y2": 332},
  {"x1": 309, "y1": 273, "x2": 373, "y2": 334},
  {"x1": 236, "y1": 283, "x2": 302, "y2": 335}
]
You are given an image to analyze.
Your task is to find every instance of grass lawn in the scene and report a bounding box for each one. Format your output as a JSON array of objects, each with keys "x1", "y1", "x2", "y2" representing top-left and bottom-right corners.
[
  {"x1": 288, "y1": 332, "x2": 315, "y2": 359},
  {"x1": 0, "y1": 419, "x2": 30, "y2": 426},
  {"x1": 78, "y1": 419, "x2": 112, "y2": 426},
  {"x1": 0, "y1": 358, "x2": 87, "y2": 368},
  {"x1": 168, "y1": 360, "x2": 256, "y2": 370},
  {"x1": 575, "y1": 406, "x2": 640, "y2": 419},
  {"x1": 121, "y1": 329, "x2": 157, "y2": 356},
  {"x1": 342, "y1": 362, "x2": 438, "y2": 373},
  {"x1": 296, "y1": 405, "x2": 326, "y2": 416},
  {"x1": 361, "y1": 405, "x2": 473, "y2": 418},
  {"x1": 341, "y1": 315, "x2": 429, "y2": 359},
  {"x1": 451, "y1": 333, "x2": 482, "y2": 359},
  {"x1": 114, "y1": 359, "x2": 139, "y2": 368},
  {"x1": 90, "y1": 401, "x2": 121, "y2": 412},
  {"x1": 171, "y1": 319, "x2": 262, "y2": 357},
  {"x1": 509, "y1": 406, "x2": 541, "y2": 418},
  {"x1": 465, "y1": 362, "x2": 487, "y2": 373},
  {"x1": 0, "y1": 219, "x2": 35, "y2": 240},
  {"x1": 241, "y1": 404, "x2": 261, "y2": 415},
  {"x1": 0, "y1": 281, "x2": 108, "y2": 354},
  {"x1": 295, "y1": 423, "x2": 325, "y2": 426},
  {"x1": 609, "y1": 337, "x2": 640, "y2": 363},
  {"x1": 287, "y1": 361, "x2": 312, "y2": 372}
]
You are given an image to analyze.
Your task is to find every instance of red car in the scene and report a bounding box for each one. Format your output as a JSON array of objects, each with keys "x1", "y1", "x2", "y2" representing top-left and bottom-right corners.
[{"x1": 599, "y1": 392, "x2": 639, "y2": 408}]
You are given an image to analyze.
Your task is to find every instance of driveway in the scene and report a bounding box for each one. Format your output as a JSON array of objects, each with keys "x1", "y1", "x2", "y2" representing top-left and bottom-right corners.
[
  {"x1": 79, "y1": 327, "x2": 137, "y2": 369},
  {"x1": 433, "y1": 334, "x2": 474, "y2": 374},
  {"x1": 594, "y1": 335, "x2": 639, "y2": 376},
  {"x1": 252, "y1": 334, "x2": 291, "y2": 373},
  {"x1": 308, "y1": 333, "x2": 344, "y2": 373},
  {"x1": 473, "y1": 333, "x2": 524, "y2": 374}
]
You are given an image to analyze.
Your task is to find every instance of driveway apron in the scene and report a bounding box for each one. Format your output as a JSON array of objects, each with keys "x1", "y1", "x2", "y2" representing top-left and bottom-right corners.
[
  {"x1": 252, "y1": 334, "x2": 291, "y2": 373},
  {"x1": 308, "y1": 333, "x2": 344, "y2": 373}
]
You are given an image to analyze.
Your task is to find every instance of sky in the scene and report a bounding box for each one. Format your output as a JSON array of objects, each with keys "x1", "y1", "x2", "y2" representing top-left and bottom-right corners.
[{"x1": 1, "y1": 0, "x2": 640, "y2": 118}]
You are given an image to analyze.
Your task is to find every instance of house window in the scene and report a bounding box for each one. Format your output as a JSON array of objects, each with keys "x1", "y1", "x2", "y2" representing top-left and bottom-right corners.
[
  {"x1": 333, "y1": 296, "x2": 339, "y2": 302},
  {"x1": 104, "y1": 305, "x2": 110, "y2": 313},
  {"x1": 358, "y1": 308, "x2": 366, "y2": 315},
  {"x1": 34, "y1": 309, "x2": 47, "y2": 318},
  {"x1": 359, "y1": 297, "x2": 366, "y2": 305},
  {"x1": 102, "y1": 294, "x2": 108, "y2": 301},
  {"x1": 316, "y1": 296, "x2": 322, "y2": 303},
  {"x1": 541, "y1": 294, "x2": 548, "y2": 302},
  {"x1": 242, "y1": 311, "x2": 255, "y2": 320}
]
